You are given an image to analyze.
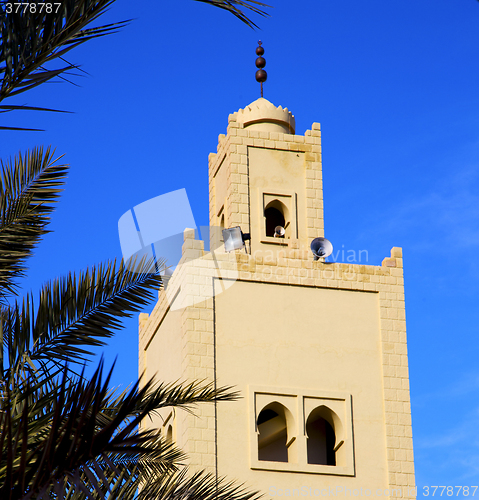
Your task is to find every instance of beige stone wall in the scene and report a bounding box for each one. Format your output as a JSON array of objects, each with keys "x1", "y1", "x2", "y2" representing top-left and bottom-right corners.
[
  {"x1": 215, "y1": 280, "x2": 386, "y2": 491},
  {"x1": 139, "y1": 238, "x2": 415, "y2": 495},
  {"x1": 139, "y1": 233, "x2": 218, "y2": 473},
  {"x1": 208, "y1": 118, "x2": 324, "y2": 254}
]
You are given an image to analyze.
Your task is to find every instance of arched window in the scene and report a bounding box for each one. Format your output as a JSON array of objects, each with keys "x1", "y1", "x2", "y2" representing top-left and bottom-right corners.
[
  {"x1": 264, "y1": 200, "x2": 288, "y2": 237},
  {"x1": 166, "y1": 424, "x2": 173, "y2": 444},
  {"x1": 306, "y1": 407, "x2": 337, "y2": 466},
  {"x1": 257, "y1": 403, "x2": 289, "y2": 462}
]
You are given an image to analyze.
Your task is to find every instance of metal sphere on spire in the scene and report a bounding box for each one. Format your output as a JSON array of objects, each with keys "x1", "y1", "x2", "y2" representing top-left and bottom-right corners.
[{"x1": 255, "y1": 41, "x2": 267, "y2": 97}]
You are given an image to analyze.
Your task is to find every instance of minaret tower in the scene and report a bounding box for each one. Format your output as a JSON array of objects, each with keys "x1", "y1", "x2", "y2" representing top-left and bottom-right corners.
[{"x1": 139, "y1": 44, "x2": 416, "y2": 500}]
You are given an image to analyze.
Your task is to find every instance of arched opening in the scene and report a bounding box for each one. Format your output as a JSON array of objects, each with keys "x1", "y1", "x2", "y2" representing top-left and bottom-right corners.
[
  {"x1": 166, "y1": 424, "x2": 173, "y2": 444},
  {"x1": 306, "y1": 407, "x2": 337, "y2": 466},
  {"x1": 257, "y1": 403, "x2": 289, "y2": 462},
  {"x1": 220, "y1": 214, "x2": 225, "y2": 229},
  {"x1": 264, "y1": 200, "x2": 288, "y2": 237}
]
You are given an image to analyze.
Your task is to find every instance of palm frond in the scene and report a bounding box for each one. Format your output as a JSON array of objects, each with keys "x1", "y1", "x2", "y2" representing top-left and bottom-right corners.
[
  {"x1": 0, "y1": 0, "x2": 270, "y2": 105},
  {"x1": 0, "y1": 147, "x2": 68, "y2": 301},
  {"x1": 0, "y1": 125, "x2": 44, "y2": 131},
  {"x1": 193, "y1": 0, "x2": 270, "y2": 29},
  {"x1": 1, "y1": 362, "x2": 143, "y2": 497},
  {"x1": 0, "y1": 1, "x2": 129, "y2": 103},
  {"x1": 0, "y1": 359, "x2": 242, "y2": 499},
  {"x1": 1, "y1": 257, "x2": 161, "y2": 382},
  {"x1": 0, "y1": 104, "x2": 72, "y2": 113},
  {"x1": 138, "y1": 468, "x2": 262, "y2": 500},
  {"x1": 58, "y1": 467, "x2": 263, "y2": 500},
  {"x1": 132, "y1": 378, "x2": 240, "y2": 417}
]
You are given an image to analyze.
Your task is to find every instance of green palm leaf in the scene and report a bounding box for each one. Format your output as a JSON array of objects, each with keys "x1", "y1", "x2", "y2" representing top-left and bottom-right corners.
[
  {"x1": 137, "y1": 468, "x2": 262, "y2": 500},
  {"x1": 0, "y1": 1, "x2": 129, "y2": 103},
  {"x1": 0, "y1": 0, "x2": 270, "y2": 117},
  {"x1": 193, "y1": 0, "x2": 270, "y2": 28},
  {"x1": 0, "y1": 147, "x2": 68, "y2": 301},
  {"x1": 2, "y1": 257, "x2": 162, "y2": 384},
  {"x1": 0, "y1": 1, "x2": 272, "y2": 496},
  {"x1": 0, "y1": 359, "x2": 242, "y2": 500}
]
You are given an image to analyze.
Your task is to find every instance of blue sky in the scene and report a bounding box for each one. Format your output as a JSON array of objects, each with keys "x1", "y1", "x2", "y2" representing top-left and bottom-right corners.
[{"x1": 2, "y1": 0, "x2": 479, "y2": 493}]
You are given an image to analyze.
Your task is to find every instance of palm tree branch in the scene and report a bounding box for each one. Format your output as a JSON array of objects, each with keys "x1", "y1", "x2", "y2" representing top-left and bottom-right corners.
[
  {"x1": 193, "y1": 0, "x2": 270, "y2": 29},
  {"x1": 2, "y1": 258, "x2": 161, "y2": 381},
  {"x1": 0, "y1": 147, "x2": 68, "y2": 300},
  {"x1": 137, "y1": 468, "x2": 262, "y2": 500},
  {"x1": 0, "y1": 361, "x2": 240, "y2": 499},
  {"x1": 0, "y1": 1, "x2": 129, "y2": 102}
]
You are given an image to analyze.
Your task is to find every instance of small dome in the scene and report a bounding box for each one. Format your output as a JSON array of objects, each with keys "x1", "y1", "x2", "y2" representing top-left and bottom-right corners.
[{"x1": 232, "y1": 98, "x2": 295, "y2": 134}]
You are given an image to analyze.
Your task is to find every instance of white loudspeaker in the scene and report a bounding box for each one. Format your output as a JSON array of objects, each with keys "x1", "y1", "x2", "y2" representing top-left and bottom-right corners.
[{"x1": 310, "y1": 237, "x2": 333, "y2": 260}]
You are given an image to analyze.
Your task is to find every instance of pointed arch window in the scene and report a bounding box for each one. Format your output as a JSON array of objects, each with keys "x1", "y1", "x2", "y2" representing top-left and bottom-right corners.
[
  {"x1": 264, "y1": 200, "x2": 288, "y2": 237},
  {"x1": 250, "y1": 389, "x2": 353, "y2": 475},
  {"x1": 166, "y1": 424, "x2": 173, "y2": 444},
  {"x1": 306, "y1": 408, "x2": 337, "y2": 466},
  {"x1": 257, "y1": 403, "x2": 288, "y2": 462},
  {"x1": 257, "y1": 401, "x2": 296, "y2": 463}
]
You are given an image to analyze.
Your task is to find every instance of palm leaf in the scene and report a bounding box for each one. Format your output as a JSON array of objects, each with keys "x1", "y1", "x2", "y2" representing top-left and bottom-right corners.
[
  {"x1": 58, "y1": 467, "x2": 262, "y2": 500},
  {"x1": 1, "y1": 257, "x2": 161, "y2": 384},
  {"x1": 0, "y1": 1, "x2": 130, "y2": 103},
  {"x1": 0, "y1": 105, "x2": 71, "y2": 113},
  {"x1": 132, "y1": 378, "x2": 239, "y2": 417},
  {"x1": 0, "y1": 125, "x2": 44, "y2": 131},
  {"x1": 137, "y1": 468, "x2": 262, "y2": 500},
  {"x1": 0, "y1": 0, "x2": 270, "y2": 112},
  {"x1": 0, "y1": 105, "x2": 70, "y2": 130},
  {"x1": 0, "y1": 359, "x2": 242, "y2": 499},
  {"x1": 193, "y1": 0, "x2": 270, "y2": 28},
  {"x1": 0, "y1": 147, "x2": 68, "y2": 301},
  {"x1": 0, "y1": 361, "x2": 153, "y2": 498}
]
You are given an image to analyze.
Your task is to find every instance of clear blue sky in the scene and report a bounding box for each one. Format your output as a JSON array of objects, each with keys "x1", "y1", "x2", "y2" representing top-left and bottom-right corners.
[{"x1": 2, "y1": 0, "x2": 479, "y2": 493}]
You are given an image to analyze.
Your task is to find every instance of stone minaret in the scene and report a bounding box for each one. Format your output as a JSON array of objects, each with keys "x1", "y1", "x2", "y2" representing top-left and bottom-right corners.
[{"x1": 139, "y1": 97, "x2": 416, "y2": 500}]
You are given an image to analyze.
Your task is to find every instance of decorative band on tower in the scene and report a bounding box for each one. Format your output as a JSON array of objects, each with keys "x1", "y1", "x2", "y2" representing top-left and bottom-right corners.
[{"x1": 255, "y1": 41, "x2": 267, "y2": 98}]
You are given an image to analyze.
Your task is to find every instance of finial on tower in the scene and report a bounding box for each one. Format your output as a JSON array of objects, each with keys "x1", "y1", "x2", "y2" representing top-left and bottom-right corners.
[{"x1": 255, "y1": 41, "x2": 267, "y2": 98}]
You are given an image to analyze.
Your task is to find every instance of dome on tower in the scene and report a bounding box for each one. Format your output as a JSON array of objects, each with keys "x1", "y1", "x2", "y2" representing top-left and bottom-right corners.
[{"x1": 231, "y1": 97, "x2": 295, "y2": 134}]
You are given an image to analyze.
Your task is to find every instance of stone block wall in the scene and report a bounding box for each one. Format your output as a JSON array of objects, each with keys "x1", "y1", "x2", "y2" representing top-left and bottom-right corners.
[{"x1": 139, "y1": 232, "x2": 415, "y2": 494}]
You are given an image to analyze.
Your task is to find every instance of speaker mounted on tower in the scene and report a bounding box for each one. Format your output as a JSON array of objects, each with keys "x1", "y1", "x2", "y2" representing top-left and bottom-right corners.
[{"x1": 310, "y1": 237, "x2": 333, "y2": 261}]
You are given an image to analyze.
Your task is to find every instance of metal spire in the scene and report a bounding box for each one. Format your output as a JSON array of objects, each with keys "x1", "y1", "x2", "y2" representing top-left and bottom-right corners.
[{"x1": 255, "y1": 41, "x2": 267, "y2": 98}]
